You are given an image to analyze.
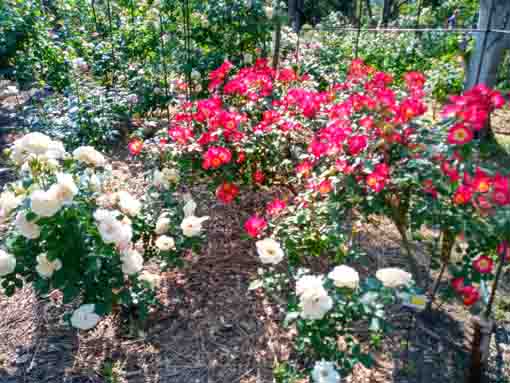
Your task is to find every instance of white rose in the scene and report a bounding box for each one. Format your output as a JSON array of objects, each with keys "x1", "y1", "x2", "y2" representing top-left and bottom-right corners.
[
  {"x1": 95, "y1": 209, "x2": 133, "y2": 247},
  {"x1": 35, "y1": 253, "x2": 62, "y2": 279},
  {"x1": 182, "y1": 199, "x2": 197, "y2": 217},
  {"x1": 139, "y1": 271, "x2": 162, "y2": 290},
  {"x1": 311, "y1": 360, "x2": 341, "y2": 383},
  {"x1": 155, "y1": 235, "x2": 175, "y2": 251},
  {"x1": 376, "y1": 267, "x2": 413, "y2": 288},
  {"x1": 15, "y1": 212, "x2": 40, "y2": 239},
  {"x1": 121, "y1": 248, "x2": 144, "y2": 275},
  {"x1": 155, "y1": 214, "x2": 171, "y2": 234},
  {"x1": 20, "y1": 132, "x2": 52, "y2": 155},
  {"x1": 0, "y1": 191, "x2": 22, "y2": 222},
  {"x1": 73, "y1": 146, "x2": 106, "y2": 167},
  {"x1": 117, "y1": 191, "x2": 141, "y2": 217},
  {"x1": 0, "y1": 250, "x2": 16, "y2": 277},
  {"x1": 30, "y1": 189, "x2": 63, "y2": 217},
  {"x1": 191, "y1": 69, "x2": 201, "y2": 81},
  {"x1": 45, "y1": 140, "x2": 66, "y2": 160},
  {"x1": 180, "y1": 216, "x2": 209, "y2": 237},
  {"x1": 328, "y1": 265, "x2": 359, "y2": 289},
  {"x1": 296, "y1": 275, "x2": 332, "y2": 320},
  {"x1": 256, "y1": 238, "x2": 284, "y2": 265},
  {"x1": 70, "y1": 304, "x2": 101, "y2": 330},
  {"x1": 52, "y1": 173, "x2": 78, "y2": 204}
]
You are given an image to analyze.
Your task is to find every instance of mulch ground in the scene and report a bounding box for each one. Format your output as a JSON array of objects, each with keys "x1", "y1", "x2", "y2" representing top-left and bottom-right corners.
[{"x1": 0, "y1": 85, "x2": 509, "y2": 383}]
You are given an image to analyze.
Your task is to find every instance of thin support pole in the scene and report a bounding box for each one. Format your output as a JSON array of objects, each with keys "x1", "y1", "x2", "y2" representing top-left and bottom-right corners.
[
  {"x1": 475, "y1": 0, "x2": 496, "y2": 85},
  {"x1": 354, "y1": 0, "x2": 363, "y2": 58},
  {"x1": 159, "y1": 12, "x2": 170, "y2": 122},
  {"x1": 106, "y1": 0, "x2": 116, "y2": 87}
]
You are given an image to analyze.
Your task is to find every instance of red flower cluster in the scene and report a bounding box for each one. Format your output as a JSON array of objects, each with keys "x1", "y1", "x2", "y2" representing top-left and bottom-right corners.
[
  {"x1": 452, "y1": 277, "x2": 480, "y2": 306},
  {"x1": 443, "y1": 85, "x2": 506, "y2": 145},
  {"x1": 216, "y1": 182, "x2": 239, "y2": 204},
  {"x1": 209, "y1": 60, "x2": 234, "y2": 91},
  {"x1": 202, "y1": 146, "x2": 232, "y2": 169}
]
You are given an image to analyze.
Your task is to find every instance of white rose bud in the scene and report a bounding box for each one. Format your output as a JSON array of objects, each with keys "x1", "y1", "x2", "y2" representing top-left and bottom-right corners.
[{"x1": 70, "y1": 304, "x2": 101, "y2": 330}]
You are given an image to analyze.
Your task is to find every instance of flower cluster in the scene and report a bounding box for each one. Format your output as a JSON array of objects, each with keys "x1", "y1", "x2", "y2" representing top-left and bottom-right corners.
[{"x1": 0, "y1": 133, "x2": 205, "y2": 330}]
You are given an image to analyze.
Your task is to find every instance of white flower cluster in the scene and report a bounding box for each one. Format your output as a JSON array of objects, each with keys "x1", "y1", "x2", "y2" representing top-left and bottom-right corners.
[
  {"x1": 30, "y1": 172, "x2": 79, "y2": 217},
  {"x1": 10, "y1": 132, "x2": 66, "y2": 167},
  {"x1": 296, "y1": 275, "x2": 333, "y2": 320}
]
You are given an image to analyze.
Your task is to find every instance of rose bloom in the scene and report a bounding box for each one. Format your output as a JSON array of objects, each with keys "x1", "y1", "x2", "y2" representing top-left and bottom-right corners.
[
  {"x1": 0, "y1": 249, "x2": 16, "y2": 277},
  {"x1": 216, "y1": 182, "x2": 239, "y2": 204},
  {"x1": 70, "y1": 304, "x2": 101, "y2": 330},
  {"x1": 244, "y1": 215, "x2": 267, "y2": 238},
  {"x1": 266, "y1": 199, "x2": 286, "y2": 216},
  {"x1": 376, "y1": 267, "x2": 413, "y2": 288},
  {"x1": 472, "y1": 255, "x2": 493, "y2": 274},
  {"x1": 15, "y1": 211, "x2": 40, "y2": 239},
  {"x1": 328, "y1": 265, "x2": 359, "y2": 289},
  {"x1": 30, "y1": 188, "x2": 64, "y2": 217},
  {"x1": 447, "y1": 123, "x2": 473, "y2": 145},
  {"x1": 121, "y1": 248, "x2": 144, "y2": 275},
  {"x1": 180, "y1": 215, "x2": 209, "y2": 237},
  {"x1": 318, "y1": 179, "x2": 333, "y2": 194},
  {"x1": 117, "y1": 191, "x2": 142, "y2": 217},
  {"x1": 155, "y1": 235, "x2": 176, "y2": 251},
  {"x1": 462, "y1": 286, "x2": 480, "y2": 306},
  {"x1": 252, "y1": 169, "x2": 265, "y2": 184},
  {"x1": 73, "y1": 146, "x2": 106, "y2": 167},
  {"x1": 256, "y1": 238, "x2": 284, "y2": 264},
  {"x1": 155, "y1": 214, "x2": 171, "y2": 234},
  {"x1": 451, "y1": 277, "x2": 465, "y2": 294},
  {"x1": 36, "y1": 253, "x2": 63, "y2": 279},
  {"x1": 128, "y1": 138, "x2": 143, "y2": 155},
  {"x1": 296, "y1": 275, "x2": 333, "y2": 320}
]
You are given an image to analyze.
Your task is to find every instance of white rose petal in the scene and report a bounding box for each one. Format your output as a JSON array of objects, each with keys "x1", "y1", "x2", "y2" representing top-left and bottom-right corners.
[
  {"x1": 328, "y1": 265, "x2": 359, "y2": 290},
  {"x1": 70, "y1": 304, "x2": 101, "y2": 330},
  {"x1": 180, "y1": 215, "x2": 209, "y2": 237},
  {"x1": 15, "y1": 212, "x2": 40, "y2": 239},
  {"x1": 0, "y1": 250, "x2": 16, "y2": 277},
  {"x1": 30, "y1": 189, "x2": 63, "y2": 217},
  {"x1": 35, "y1": 253, "x2": 62, "y2": 279},
  {"x1": 256, "y1": 238, "x2": 284, "y2": 265},
  {"x1": 53, "y1": 173, "x2": 78, "y2": 204},
  {"x1": 155, "y1": 214, "x2": 171, "y2": 234},
  {"x1": 376, "y1": 267, "x2": 413, "y2": 288},
  {"x1": 117, "y1": 191, "x2": 141, "y2": 217}
]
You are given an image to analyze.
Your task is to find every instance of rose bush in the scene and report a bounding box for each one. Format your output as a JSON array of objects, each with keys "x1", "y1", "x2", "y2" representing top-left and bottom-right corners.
[{"x1": 0, "y1": 133, "x2": 207, "y2": 329}]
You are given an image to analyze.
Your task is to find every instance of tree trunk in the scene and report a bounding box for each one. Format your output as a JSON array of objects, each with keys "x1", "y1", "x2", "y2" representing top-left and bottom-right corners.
[
  {"x1": 466, "y1": 0, "x2": 510, "y2": 89},
  {"x1": 382, "y1": 0, "x2": 392, "y2": 26},
  {"x1": 465, "y1": 0, "x2": 510, "y2": 139}
]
